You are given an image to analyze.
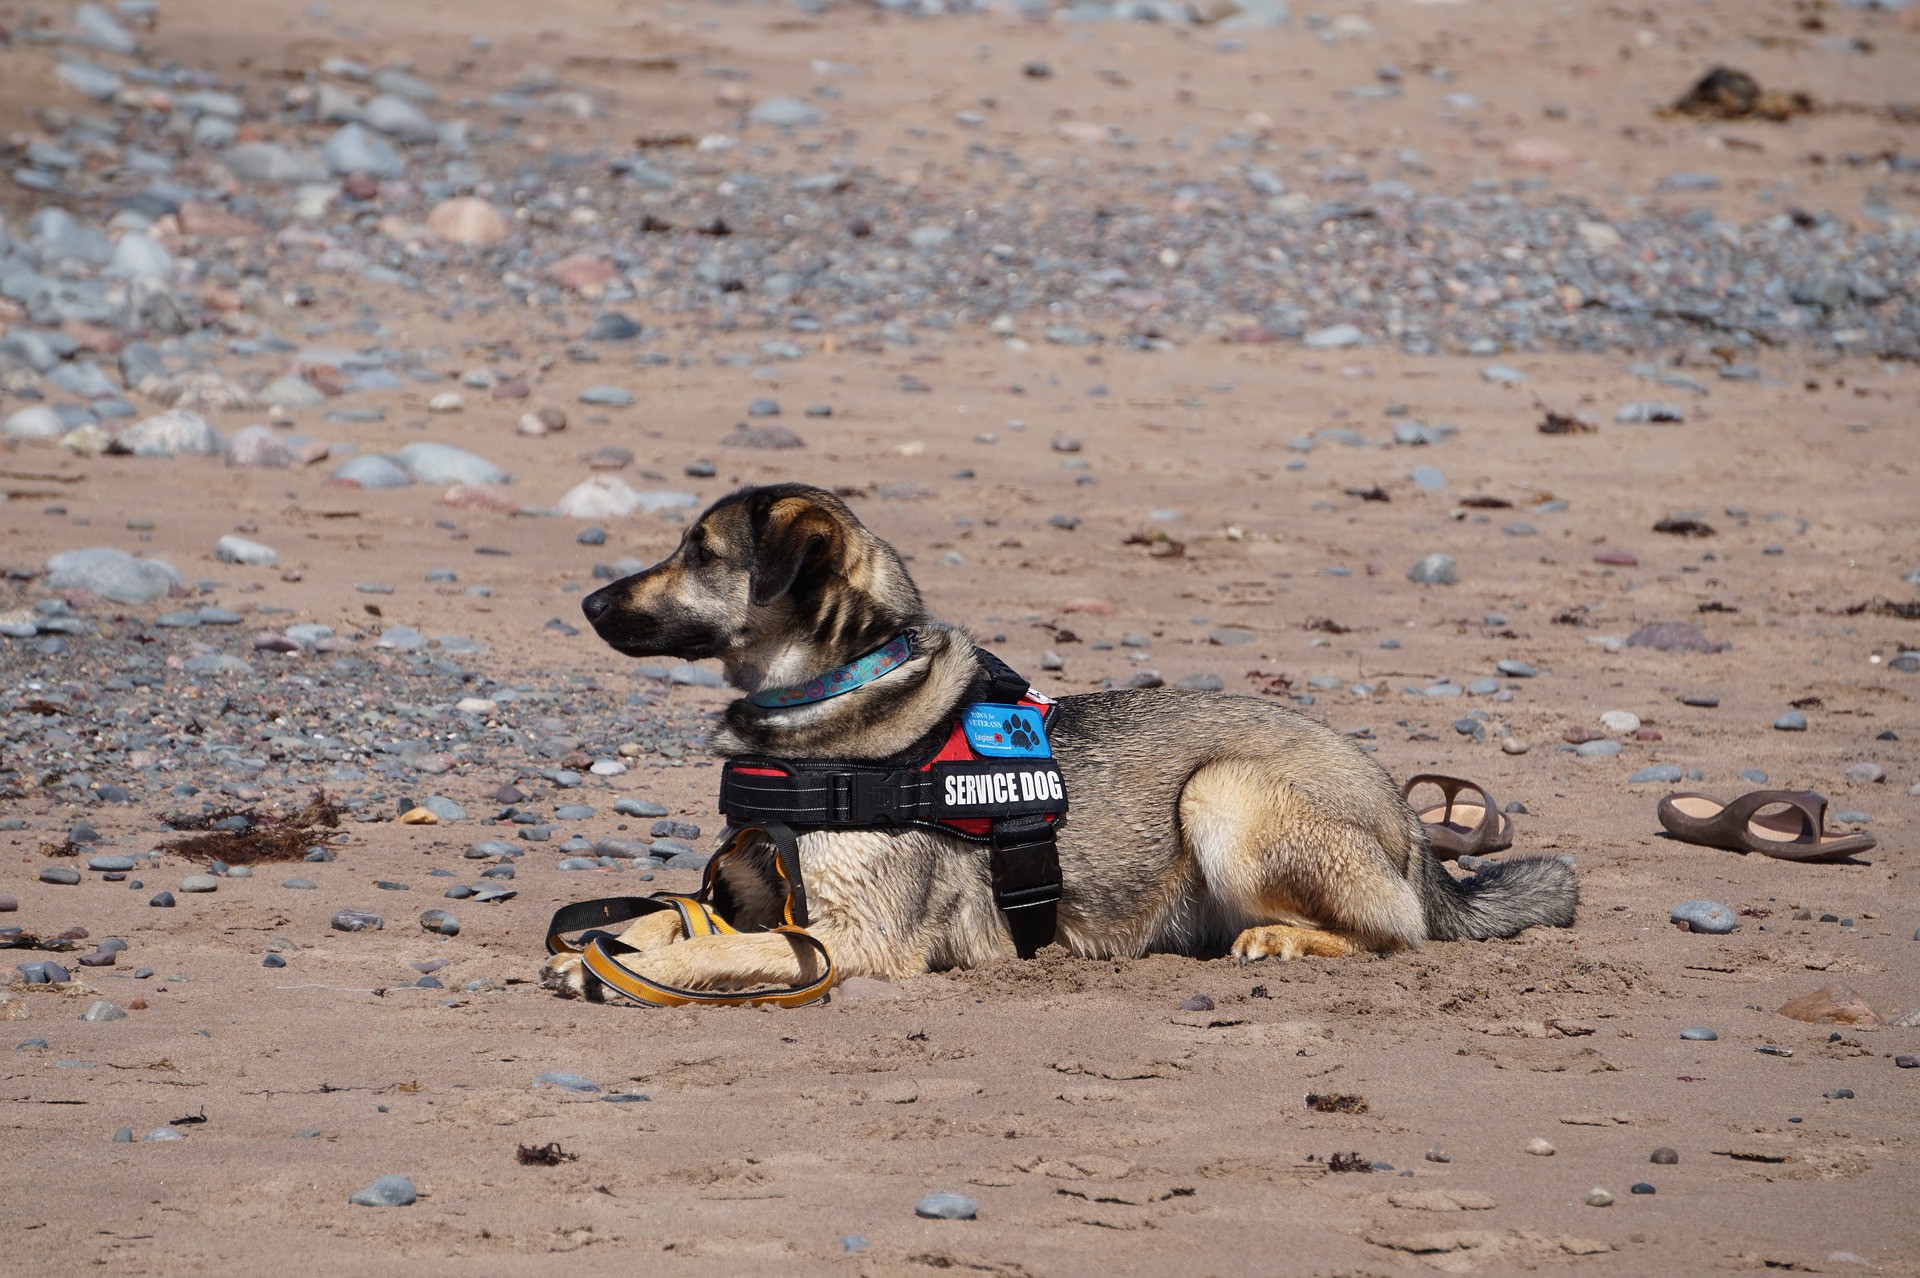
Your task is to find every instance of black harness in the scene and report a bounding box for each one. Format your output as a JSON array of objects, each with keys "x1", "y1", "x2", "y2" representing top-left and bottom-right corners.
[{"x1": 715, "y1": 651, "x2": 1068, "y2": 958}]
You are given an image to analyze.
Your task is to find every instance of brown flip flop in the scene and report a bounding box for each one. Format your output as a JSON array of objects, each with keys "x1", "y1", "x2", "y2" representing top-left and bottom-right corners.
[
  {"x1": 1656, "y1": 790, "x2": 1876, "y2": 862},
  {"x1": 1403, "y1": 774, "x2": 1514, "y2": 860}
]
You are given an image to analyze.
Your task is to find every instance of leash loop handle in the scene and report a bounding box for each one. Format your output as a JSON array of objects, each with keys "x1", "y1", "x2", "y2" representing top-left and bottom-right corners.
[{"x1": 545, "y1": 821, "x2": 834, "y2": 1008}]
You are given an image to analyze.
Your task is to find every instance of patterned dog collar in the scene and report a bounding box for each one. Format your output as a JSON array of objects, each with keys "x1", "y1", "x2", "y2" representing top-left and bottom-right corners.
[{"x1": 748, "y1": 632, "x2": 916, "y2": 709}]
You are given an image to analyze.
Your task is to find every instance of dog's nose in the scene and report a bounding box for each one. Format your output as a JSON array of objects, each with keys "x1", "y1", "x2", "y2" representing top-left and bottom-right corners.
[{"x1": 581, "y1": 587, "x2": 614, "y2": 625}]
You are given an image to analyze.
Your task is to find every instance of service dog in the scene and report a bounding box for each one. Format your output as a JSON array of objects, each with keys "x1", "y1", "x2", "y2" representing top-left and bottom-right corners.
[{"x1": 544, "y1": 483, "x2": 1576, "y2": 998}]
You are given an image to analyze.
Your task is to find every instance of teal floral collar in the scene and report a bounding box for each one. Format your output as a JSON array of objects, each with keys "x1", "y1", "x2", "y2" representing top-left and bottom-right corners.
[{"x1": 748, "y1": 632, "x2": 916, "y2": 709}]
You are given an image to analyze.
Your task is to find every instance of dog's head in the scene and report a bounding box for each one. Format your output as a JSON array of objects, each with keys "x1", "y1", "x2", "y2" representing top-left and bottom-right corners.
[{"x1": 581, "y1": 484, "x2": 924, "y2": 687}]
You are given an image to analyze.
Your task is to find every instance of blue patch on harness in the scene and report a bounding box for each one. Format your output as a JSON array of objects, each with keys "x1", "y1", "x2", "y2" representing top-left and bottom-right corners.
[{"x1": 961, "y1": 704, "x2": 1051, "y2": 759}]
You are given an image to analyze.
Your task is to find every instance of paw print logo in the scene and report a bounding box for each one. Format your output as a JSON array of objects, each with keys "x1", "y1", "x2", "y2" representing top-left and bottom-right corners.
[{"x1": 1003, "y1": 716, "x2": 1038, "y2": 751}]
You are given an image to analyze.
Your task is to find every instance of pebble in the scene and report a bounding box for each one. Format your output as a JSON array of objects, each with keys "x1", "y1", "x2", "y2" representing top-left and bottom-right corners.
[
  {"x1": 178, "y1": 875, "x2": 219, "y2": 893},
  {"x1": 1599, "y1": 710, "x2": 1640, "y2": 734},
  {"x1": 1843, "y1": 762, "x2": 1885, "y2": 785},
  {"x1": 80, "y1": 1000, "x2": 128, "y2": 1022},
  {"x1": 39, "y1": 867, "x2": 81, "y2": 886},
  {"x1": 1574, "y1": 740, "x2": 1622, "y2": 759},
  {"x1": 1526, "y1": 1138, "x2": 1556, "y2": 1156},
  {"x1": 1650, "y1": 1147, "x2": 1679, "y2": 1165},
  {"x1": 1671, "y1": 900, "x2": 1736, "y2": 934},
  {"x1": 1585, "y1": 1188, "x2": 1613, "y2": 1208},
  {"x1": 331, "y1": 909, "x2": 384, "y2": 932},
  {"x1": 615, "y1": 798, "x2": 669, "y2": 818},
  {"x1": 578, "y1": 385, "x2": 636, "y2": 407},
  {"x1": 1680, "y1": 1026, "x2": 1718, "y2": 1041},
  {"x1": 914, "y1": 1192, "x2": 979, "y2": 1220},
  {"x1": 536, "y1": 1071, "x2": 600, "y2": 1092},
  {"x1": 113, "y1": 1126, "x2": 135, "y2": 1143},
  {"x1": 145, "y1": 1128, "x2": 185, "y2": 1142},
  {"x1": 1774, "y1": 711, "x2": 1808, "y2": 732},
  {"x1": 149, "y1": 892, "x2": 175, "y2": 908},
  {"x1": 419, "y1": 909, "x2": 460, "y2": 936},
  {"x1": 1496, "y1": 660, "x2": 1537, "y2": 678},
  {"x1": 348, "y1": 1175, "x2": 417, "y2": 1208},
  {"x1": 1628, "y1": 765, "x2": 1683, "y2": 784},
  {"x1": 1406, "y1": 553, "x2": 1458, "y2": 585},
  {"x1": 1631, "y1": 1183, "x2": 1656, "y2": 1195}
]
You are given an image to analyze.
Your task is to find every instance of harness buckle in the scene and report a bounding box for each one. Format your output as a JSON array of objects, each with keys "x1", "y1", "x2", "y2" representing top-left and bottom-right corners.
[{"x1": 831, "y1": 771, "x2": 908, "y2": 825}]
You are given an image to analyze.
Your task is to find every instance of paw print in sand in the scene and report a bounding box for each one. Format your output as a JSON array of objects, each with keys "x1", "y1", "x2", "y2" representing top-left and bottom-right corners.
[{"x1": 1003, "y1": 716, "x2": 1038, "y2": 751}]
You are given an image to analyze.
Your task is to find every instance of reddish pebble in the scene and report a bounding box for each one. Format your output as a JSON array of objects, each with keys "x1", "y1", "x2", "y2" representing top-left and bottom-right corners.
[
  {"x1": 1636, "y1": 729, "x2": 1663, "y2": 742},
  {"x1": 1594, "y1": 550, "x2": 1639, "y2": 566},
  {"x1": 128, "y1": 998, "x2": 148, "y2": 1011},
  {"x1": 0, "y1": 894, "x2": 18, "y2": 912},
  {"x1": 340, "y1": 173, "x2": 379, "y2": 201},
  {"x1": 490, "y1": 378, "x2": 531, "y2": 401},
  {"x1": 78, "y1": 950, "x2": 116, "y2": 967}
]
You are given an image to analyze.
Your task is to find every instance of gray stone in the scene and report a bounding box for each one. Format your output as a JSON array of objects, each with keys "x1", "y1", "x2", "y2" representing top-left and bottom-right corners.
[
  {"x1": 226, "y1": 142, "x2": 331, "y2": 184},
  {"x1": 578, "y1": 385, "x2": 636, "y2": 407},
  {"x1": 71, "y1": 4, "x2": 138, "y2": 54},
  {"x1": 39, "y1": 866, "x2": 81, "y2": 886},
  {"x1": 145, "y1": 1127, "x2": 185, "y2": 1142},
  {"x1": 87, "y1": 854, "x2": 136, "y2": 871},
  {"x1": 45, "y1": 544, "x2": 182, "y2": 606},
  {"x1": 179, "y1": 875, "x2": 219, "y2": 893},
  {"x1": 915, "y1": 1192, "x2": 978, "y2": 1220},
  {"x1": 322, "y1": 124, "x2": 405, "y2": 178},
  {"x1": 1628, "y1": 765, "x2": 1683, "y2": 784},
  {"x1": 419, "y1": 909, "x2": 459, "y2": 936},
  {"x1": 1174, "y1": 673, "x2": 1225, "y2": 691},
  {"x1": 331, "y1": 909, "x2": 384, "y2": 932},
  {"x1": 348, "y1": 1175, "x2": 417, "y2": 1207},
  {"x1": 1406, "y1": 553, "x2": 1458, "y2": 585},
  {"x1": 749, "y1": 97, "x2": 823, "y2": 127},
  {"x1": 1496, "y1": 660, "x2": 1537, "y2": 678},
  {"x1": 1774, "y1": 711, "x2": 1808, "y2": 732},
  {"x1": 376, "y1": 626, "x2": 424, "y2": 651},
  {"x1": 1843, "y1": 762, "x2": 1885, "y2": 785},
  {"x1": 105, "y1": 234, "x2": 173, "y2": 281},
  {"x1": 585, "y1": 313, "x2": 642, "y2": 341},
  {"x1": 80, "y1": 1000, "x2": 127, "y2": 1022},
  {"x1": 1670, "y1": 900, "x2": 1736, "y2": 934},
  {"x1": 55, "y1": 60, "x2": 123, "y2": 100},
  {"x1": 1409, "y1": 464, "x2": 1447, "y2": 491},
  {"x1": 614, "y1": 798, "x2": 669, "y2": 818},
  {"x1": 535, "y1": 1071, "x2": 600, "y2": 1092},
  {"x1": 1576, "y1": 739, "x2": 1623, "y2": 759},
  {"x1": 330, "y1": 455, "x2": 412, "y2": 488},
  {"x1": 1626, "y1": 622, "x2": 1717, "y2": 653},
  {"x1": 113, "y1": 1125, "x2": 135, "y2": 1142},
  {"x1": 361, "y1": 93, "x2": 437, "y2": 143},
  {"x1": 420, "y1": 795, "x2": 466, "y2": 822},
  {"x1": 214, "y1": 535, "x2": 279, "y2": 566},
  {"x1": 393, "y1": 441, "x2": 506, "y2": 486},
  {"x1": 1680, "y1": 1026, "x2": 1718, "y2": 1041}
]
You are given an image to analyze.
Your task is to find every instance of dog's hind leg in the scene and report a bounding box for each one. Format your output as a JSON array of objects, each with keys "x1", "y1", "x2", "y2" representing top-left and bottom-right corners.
[{"x1": 1180, "y1": 759, "x2": 1426, "y2": 960}]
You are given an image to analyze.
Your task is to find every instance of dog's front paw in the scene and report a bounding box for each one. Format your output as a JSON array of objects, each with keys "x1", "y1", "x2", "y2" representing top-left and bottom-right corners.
[
  {"x1": 540, "y1": 952, "x2": 594, "y2": 1000},
  {"x1": 1231, "y1": 924, "x2": 1356, "y2": 963}
]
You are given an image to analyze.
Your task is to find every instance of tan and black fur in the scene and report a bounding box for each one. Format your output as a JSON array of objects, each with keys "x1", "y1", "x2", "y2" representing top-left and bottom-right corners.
[{"x1": 546, "y1": 484, "x2": 1577, "y2": 997}]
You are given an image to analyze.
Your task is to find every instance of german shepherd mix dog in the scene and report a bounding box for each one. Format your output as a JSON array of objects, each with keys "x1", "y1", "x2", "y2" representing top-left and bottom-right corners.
[{"x1": 545, "y1": 484, "x2": 1576, "y2": 998}]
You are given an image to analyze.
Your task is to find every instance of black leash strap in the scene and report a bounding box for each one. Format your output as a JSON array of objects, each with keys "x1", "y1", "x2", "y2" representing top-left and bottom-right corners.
[{"x1": 989, "y1": 813, "x2": 1061, "y2": 959}]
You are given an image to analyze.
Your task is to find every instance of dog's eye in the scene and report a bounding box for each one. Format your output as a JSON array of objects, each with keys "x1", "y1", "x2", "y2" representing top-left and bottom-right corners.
[{"x1": 685, "y1": 540, "x2": 714, "y2": 569}]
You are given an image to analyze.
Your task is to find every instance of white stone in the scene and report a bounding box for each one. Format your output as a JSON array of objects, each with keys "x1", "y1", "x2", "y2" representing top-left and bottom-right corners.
[
  {"x1": 3, "y1": 405, "x2": 66, "y2": 441},
  {"x1": 455, "y1": 698, "x2": 497, "y2": 715},
  {"x1": 392, "y1": 441, "x2": 506, "y2": 485},
  {"x1": 555, "y1": 476, "x2": 642, "y2": 518},
  {"x1": 215, "y1": 535, "x2": 279, "y2": 566},
  {"x1": 428, "y1": 391, "x2": 463, "y2": 413},
  {"x1": 227, "y1": 424, "x2": 297, "y2": 468},
  {"x1": 361, "y1": 93, "x2": 437, "y2": 143},
  {"x1": 106, "y1": 233, "x2": 173, "y2": 280},
  {"x1": 1599, "y1": 710, "x2": 1641, "y2": 735},
  {"x1": 117, "y1": 409, "x2": 223, "y2": 457},
  {"x1": 46, "y1": 547, "x2": 182, "y2": 604}
]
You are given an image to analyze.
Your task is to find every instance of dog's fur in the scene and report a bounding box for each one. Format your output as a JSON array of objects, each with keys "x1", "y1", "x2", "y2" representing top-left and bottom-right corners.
[{"x1": 545, "y1": 483, "x2": 1577, "y2": 997}]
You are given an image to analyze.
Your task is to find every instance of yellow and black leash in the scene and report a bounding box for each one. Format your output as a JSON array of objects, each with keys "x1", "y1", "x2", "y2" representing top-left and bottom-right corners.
[{"x1": 544, "y1": 822, "x2": 834, "y2": 1008}]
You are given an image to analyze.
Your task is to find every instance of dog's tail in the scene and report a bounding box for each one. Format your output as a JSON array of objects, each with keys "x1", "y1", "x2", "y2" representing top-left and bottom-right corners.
[{"x1": 1415, "y1": 846, "x2": 1579, "y2": 940}]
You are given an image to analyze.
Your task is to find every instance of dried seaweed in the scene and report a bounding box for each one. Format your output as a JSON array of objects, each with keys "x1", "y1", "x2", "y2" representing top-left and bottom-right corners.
[
  {"x1": 1458, "y1": 495, "x2": 1515, "y2": 509},
  {"x1": 1669, "y1": 66, "x2": 1815, "y2": 122},
  {"x1": 1324, "y1": 1151, "x2": 1374, "y2": 1173},
  {"x1": 1306, "y1": 1093, "x2": 1371, "y2": 1115},
  {"x1": 166, "y1": 789, "x2": 342, "y2": 864},
  {"x1": 1842, "y1": 598, "x2": 1920, "y2": 620},
  {"x1": 1653, "y1": 517, "x2": 1715, "y2": 538},
  {"x1": 518, "y1": 1142, "x2": 578, "y2": 1166}
]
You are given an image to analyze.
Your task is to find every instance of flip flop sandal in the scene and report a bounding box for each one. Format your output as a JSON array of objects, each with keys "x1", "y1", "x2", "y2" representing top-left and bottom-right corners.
[
  {"x1": 1403, "y1": 774, "x2": 1514, "y2": 860},
  {"x1": 1657, "y1": 790, "x2": 1876, "y2": 862}
]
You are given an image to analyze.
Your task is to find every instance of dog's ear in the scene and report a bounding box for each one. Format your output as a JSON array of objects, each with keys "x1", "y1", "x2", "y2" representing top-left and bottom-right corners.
[{"x1": 747, "y1": 492, "x2": 838, "y2": 607}]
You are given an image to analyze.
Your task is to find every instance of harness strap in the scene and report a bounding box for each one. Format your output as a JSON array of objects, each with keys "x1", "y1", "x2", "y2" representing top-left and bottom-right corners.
[
  {"x1": 991, "y1": 813, "x2": 1061, "y2": 959},
  {"x1": 544, "y1": 821, "x2": 834, "y2": 1008}
]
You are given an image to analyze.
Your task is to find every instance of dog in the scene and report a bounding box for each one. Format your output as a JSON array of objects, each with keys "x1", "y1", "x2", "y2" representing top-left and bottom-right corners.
[{"x1": 543, "y1": 483, "x2": 1577, "y2": 998}]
